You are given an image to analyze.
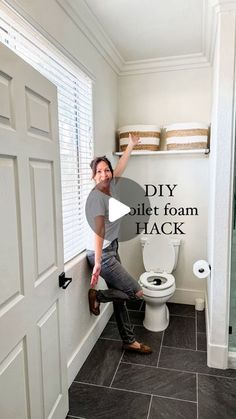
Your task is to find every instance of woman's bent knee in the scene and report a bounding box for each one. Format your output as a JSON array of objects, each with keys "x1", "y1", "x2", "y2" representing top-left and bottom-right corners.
[{"x1": 135, "y1": 290, "x2": 143, "y2": 298}]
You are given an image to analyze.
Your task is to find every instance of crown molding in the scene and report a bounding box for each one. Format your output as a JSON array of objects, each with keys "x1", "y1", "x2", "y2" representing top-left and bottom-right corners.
[
  {"x1": 120, "y1": 53, "x2": 210, "y2": 76},
  {"x1": 56, "y1": 0, "x2": 214, "y2": 75},
  {"x1": 56, "y1": 0, "x2": 124, "y2": 74},
  {"x1": 203, "y1": 0, "x2": 236, "y2": 66},
  {"x1": 203, "y1": 0, "x2": 218, "y2": 65},
  {"x1": 119, "y1": 0, "x2": 236, "y2": 74},
  {"x1": 5, "y1": 0, "x2": 236, "y2": 76}
]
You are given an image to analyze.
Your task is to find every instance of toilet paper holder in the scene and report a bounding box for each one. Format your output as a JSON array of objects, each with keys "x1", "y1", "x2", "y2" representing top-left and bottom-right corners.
[{"x1": 198, "y1": 265, "x2": 211, "y2": 274}]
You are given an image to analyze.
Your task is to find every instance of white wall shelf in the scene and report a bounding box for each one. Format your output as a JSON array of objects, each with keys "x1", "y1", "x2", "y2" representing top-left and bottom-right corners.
[{"x1": 114, "y1": 149, "x2": 210, "y2": 156}]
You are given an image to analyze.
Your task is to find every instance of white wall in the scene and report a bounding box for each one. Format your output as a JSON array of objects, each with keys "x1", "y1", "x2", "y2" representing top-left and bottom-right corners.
[
  {"x1": 118, "y1": 68, "x2": 212, "y2": 127},
  {"x1": 118, "y1": 67, "x2": 212, "y2": 304},
  {"x1": 6, "y1": 0, "x2": 118, "y2": 385}
]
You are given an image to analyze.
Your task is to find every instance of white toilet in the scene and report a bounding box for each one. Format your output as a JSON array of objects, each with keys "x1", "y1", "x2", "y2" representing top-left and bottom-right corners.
[{"x1": 139, "y1": 235, "x2": 181, "y2": 332}]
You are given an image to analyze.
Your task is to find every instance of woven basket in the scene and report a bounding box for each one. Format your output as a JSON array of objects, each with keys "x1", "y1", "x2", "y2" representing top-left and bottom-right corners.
[
  {"x1": 118, "y1": 125, "x2": 161, "y2": 152},
  {"x1": 165, "y1": 123, "x2": 209, "y2": 151}
]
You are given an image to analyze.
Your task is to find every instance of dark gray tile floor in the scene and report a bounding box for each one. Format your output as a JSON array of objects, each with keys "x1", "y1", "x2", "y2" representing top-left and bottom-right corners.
[{"x1": 67, "y1": 302, "x2": 236, "y2": 419}]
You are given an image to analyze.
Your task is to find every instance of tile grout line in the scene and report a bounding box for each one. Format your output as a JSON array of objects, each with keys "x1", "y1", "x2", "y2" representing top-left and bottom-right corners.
[
  {"x1": 127, "y1": 309, "x2": 142, "y2": 312},
  {"x1": 196, "y1": 372, "x2": 236, "y2": 380},
  {"x1": 156, "y1": 331, "x2": 164, "y2": 367},
  {"x1": 162, "y1": 345, "x2": 206, "y2": 352},
  {"x1": 139, "y1": 300, "x2": 144, "y2": 311},
  {"x1": 67, "y1": 416, "x2": 85, "y2": 419},
  {"x1": 74, "y1": 379, "x2": 198, "y2": 403},
  {"x1": 195, "y1": 310, "x2": 198, "y2": 350},
  {"x1": 109, "y1": 312, "x2": 196, "y2": 325},
  {"x1": 99, "y1": 337, "x2": 121, "y2": 342},
  {"x1": 109, "y1": 349, "x2": 125, "y2": 388},
  {"x1": 196, "y1": 373, "x2": 199, "y2": 419},
  {"x1": 170, "y1": 314, "x2": 196, "y2": 318},
  {"x1": 146, "y1": 395, "x2": 153, "y2": 419},
  {"x1": 121, "y1": 360, "x2": 197, "y2": 375},
  {"x1": 119, "y1": 361, "x2": 236, "y2": 380},
  {"x1": 109, "y1": 321, "x2": 143, "y2": 327},
  {"x1": 74, "y1": 379, "x2": 152, "y2": 396}
]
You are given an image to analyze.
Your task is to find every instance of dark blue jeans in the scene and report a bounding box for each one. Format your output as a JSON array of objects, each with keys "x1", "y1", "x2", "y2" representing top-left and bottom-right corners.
[{"x1": 86, "y1": 239, "x2": 142, "y2": 344}]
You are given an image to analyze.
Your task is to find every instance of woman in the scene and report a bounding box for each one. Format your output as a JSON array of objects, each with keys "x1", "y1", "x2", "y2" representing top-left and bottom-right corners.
[{"x1": 86, "y1": 133, "x2": 152, "y2": 354}]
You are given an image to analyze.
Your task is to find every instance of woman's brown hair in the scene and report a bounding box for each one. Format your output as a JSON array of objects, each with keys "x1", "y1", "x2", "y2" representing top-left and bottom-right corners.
[{"x1": 90, "y1": 156, "x2": 114, "y2": 179}]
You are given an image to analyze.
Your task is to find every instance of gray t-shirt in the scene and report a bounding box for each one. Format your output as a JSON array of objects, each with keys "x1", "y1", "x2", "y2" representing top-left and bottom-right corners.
[{"x1": 86, "y1": 182, "x2": 121, "y2": 251}]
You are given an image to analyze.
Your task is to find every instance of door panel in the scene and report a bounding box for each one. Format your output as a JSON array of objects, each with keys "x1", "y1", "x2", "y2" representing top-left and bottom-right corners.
[
  {"x1": 0, "y1": 70, "x2": 14, "y2": 128},
  {"x1": 25, "y1": 87, "x2": 52, "y2": 139},
  {"x1": 0, "y1": 340, "x2": 29, "y2": 419},
  {"x1": 38, "y1": 303, "x2": 63, "y2": 418},
  {"x1": 0, "y1": 156, "x2": 23, "y2": 307},
  {"x1": 29, "y1": 160, "x2": 57, "y2": 279},
  {"x1": 0, "y1": 42, "x2": 68, "y2": 419}
]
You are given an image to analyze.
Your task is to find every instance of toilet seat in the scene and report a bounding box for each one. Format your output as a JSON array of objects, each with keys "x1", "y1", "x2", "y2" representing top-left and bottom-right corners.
[{"x1": 139, "y1": 271, "x2": 175, "y2": 291}]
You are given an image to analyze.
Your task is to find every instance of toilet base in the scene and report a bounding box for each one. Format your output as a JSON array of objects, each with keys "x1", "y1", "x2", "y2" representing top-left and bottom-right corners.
[{"x1": 143, "y1": 302, "x2": 170, "y2": 332}]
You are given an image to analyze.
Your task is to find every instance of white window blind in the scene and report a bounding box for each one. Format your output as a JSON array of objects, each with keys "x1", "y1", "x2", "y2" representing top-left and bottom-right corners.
[{"x1": 0, "y1": 12, "x2": 94, "y2": 262}]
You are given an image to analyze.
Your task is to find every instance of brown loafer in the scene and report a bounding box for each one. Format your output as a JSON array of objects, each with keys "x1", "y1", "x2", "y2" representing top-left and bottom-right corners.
[
  {"x1": 123, "y1": 342, "x2": 152, "y2": 354},
  {"x1": 88, "y1": 289, "x2": 100, "y2": 316}
]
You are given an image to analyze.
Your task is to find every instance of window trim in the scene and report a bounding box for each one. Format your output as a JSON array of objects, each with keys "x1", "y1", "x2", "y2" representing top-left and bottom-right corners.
[{"x1": 1, "y1": 0, "x2": 95, "y2": 81}]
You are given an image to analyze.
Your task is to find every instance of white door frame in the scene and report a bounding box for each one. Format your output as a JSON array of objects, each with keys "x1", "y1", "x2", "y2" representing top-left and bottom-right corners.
[{"x1": 207, "y1": 4, "x2": 236, "y2": 368}]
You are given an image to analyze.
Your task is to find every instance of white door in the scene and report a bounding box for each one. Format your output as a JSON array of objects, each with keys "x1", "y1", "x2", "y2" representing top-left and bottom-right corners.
[{"x1": 0, "y1": 43, "x2": 69, "y2": 418}]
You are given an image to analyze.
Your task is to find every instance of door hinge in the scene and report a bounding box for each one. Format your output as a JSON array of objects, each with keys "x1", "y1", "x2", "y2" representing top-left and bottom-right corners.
[{"x1": 229, "y1": 325, "x2": 232, "y2": 334}]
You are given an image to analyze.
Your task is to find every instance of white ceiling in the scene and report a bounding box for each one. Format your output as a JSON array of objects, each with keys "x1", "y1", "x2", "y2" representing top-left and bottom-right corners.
[{"x1": 84, "y1": 0, "x2": 204, "y2": 62}]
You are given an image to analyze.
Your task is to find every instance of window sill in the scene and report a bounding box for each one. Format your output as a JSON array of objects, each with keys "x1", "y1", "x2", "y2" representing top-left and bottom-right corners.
[{"x1": 64, "y1": 250, "x2": 87, "y2": 273}]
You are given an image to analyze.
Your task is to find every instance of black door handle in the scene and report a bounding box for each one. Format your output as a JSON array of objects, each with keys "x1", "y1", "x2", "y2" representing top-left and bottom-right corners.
[{"x1": 59, "y1": 272, "x2": 72, "y2": 289}]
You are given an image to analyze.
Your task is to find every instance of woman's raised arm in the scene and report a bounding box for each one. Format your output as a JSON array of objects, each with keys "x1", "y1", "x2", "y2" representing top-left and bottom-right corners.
[{"x1": 113, "y1": 133, "x2": 140, "y2": 178}]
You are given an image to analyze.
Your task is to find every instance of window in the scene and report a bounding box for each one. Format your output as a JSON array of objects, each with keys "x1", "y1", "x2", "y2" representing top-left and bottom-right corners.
[{"x1": 0, "y1": 9, "x2": 94, "y2": 262}]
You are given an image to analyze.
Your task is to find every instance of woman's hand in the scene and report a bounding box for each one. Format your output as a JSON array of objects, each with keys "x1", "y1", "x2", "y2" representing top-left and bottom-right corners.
[
  {"x1": 129, "y1": 133, "x2": 141, "y2": 146},
  {"x1": 114, "y1": 133, "x2": 140, "y2": 177},
  {"x1": 90, "y1": 262, "x2": 101, "y2": 288}
]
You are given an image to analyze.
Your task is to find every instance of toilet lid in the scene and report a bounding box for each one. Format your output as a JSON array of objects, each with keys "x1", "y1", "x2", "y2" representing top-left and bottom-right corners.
[{"x1": 143, "y1": 235, "x2": 175, "y2": 273}]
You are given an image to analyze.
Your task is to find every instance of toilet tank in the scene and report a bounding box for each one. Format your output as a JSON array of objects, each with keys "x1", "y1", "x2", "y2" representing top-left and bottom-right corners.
[{"x1": 140, "y1": 236, "x2": 181, "y2": 271}]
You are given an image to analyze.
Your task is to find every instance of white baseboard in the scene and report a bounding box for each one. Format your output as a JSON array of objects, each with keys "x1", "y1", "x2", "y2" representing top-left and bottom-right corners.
[
  {"x1": 228, "y1": 351, "x2": 236, "y2": 369},
  {"x1": 67, "y1": 303, "x2": 113, "y2": 387},
  {"x1": 207, "y1": 341, "x2": 228, "y2": 369},
  {"x1": 205, "y1": 292, "x2": 228, "y2": 369},
  {"x1": 169, "y1": 287, "x2": 205, "y2": 305}
]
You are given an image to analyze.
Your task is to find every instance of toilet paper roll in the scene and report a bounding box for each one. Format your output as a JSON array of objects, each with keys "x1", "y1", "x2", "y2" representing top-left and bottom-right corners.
[
  {"x1": 195, "y1": 298, "x2": 205, "y2": 311},
  {"x1": 193, "y1": 260, "x2": 210, "y2": 279}
]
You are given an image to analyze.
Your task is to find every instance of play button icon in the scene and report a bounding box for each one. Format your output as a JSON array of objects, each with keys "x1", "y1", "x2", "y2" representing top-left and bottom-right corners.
[
  {"x1": 108, "y1": 197, "x2": 130, "y2": 222},
  {"x1": 85, "y1": 177, "x2": 151, "y2": 242}
]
